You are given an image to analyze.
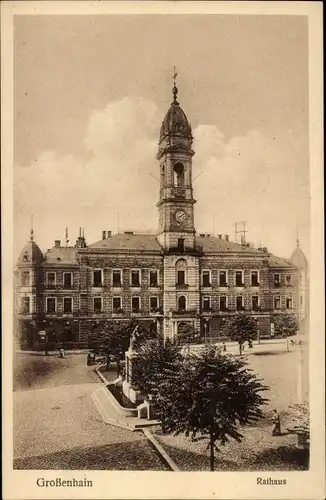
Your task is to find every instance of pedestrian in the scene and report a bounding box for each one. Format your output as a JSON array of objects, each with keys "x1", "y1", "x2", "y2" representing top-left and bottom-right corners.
[
  {"x1": 87, "y1": 353, "x2": 91, "y2": 366},
  {"x1": 222, "y1": 342, "x2": 226, "y2": 352},
  {"x1": 60, "y1": 347, "x2": 65, "y2": 359},
  {"x1": 248, "y1": 339, "x2": 253, "y2": 349},
  {"x1": 272, "y1": 410, "x2": 282, "y2": 436}
]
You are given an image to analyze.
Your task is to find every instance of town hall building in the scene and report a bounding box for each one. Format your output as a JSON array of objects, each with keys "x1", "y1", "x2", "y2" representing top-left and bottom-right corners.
[{"x1": 15, "y1": 81, "x2": 309, "y2": 349}]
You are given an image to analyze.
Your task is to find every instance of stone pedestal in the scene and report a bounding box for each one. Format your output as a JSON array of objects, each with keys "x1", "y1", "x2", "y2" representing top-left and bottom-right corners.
[{"x1": 122, "y1": 347, "x2": 144, "y2": 404}]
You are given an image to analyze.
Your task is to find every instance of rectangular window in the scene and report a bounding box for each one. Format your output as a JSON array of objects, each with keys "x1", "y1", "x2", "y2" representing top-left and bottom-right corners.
[
  {"x1": 177, "y1": 270, "x2": 185, "y2": 286},
  {"x1": 21, "y1": 271, "x2": 30, "y2": 286},
  {"x1": 63, "y1": 297, "x2": 73, "y2": 314},
  {"x1": 132, "y1": 296, "x2": 140, "y2": 312},
  {"x1": 285, "y1": 274, "x2": 292, "y2": 286},
  {"x1": 274, "y1": 296, "x2": 281, "y2": 309},
  {"x1": 21, "y1": 296, "x2": 30, "y2": 313},
  {"x1": 236, "y1": 296, "x2": 244, "y2": 311},
  {"x1": 220, "y1": 296, "x2": 227, "y2": 311},
  {"x1": 131, "y1": 270, "x2": 140, "y2": 287},
  {"x1": 219, "y1": 271, "x2": 227, "y2": 287},
  {"x1": 149, "y1": 270, "x2": 158, "y2": 287},
  {"x1": 177, "y1": 238, "x2": 185, "y2": 251},
  {"x1": 286, "y1": 297, "x2": 292, "y2": 309},
  {"x1": 150, "y1": 296, "x2": 158, "y2": 312},
  {"x1": 93, "y1": 297, "x2": 102, "y2": 312},
  {"x1": 46, "y1": 297, "x2": 56, "y2": 313},
  {"x1": 47, "y1": 272, "x2": 56, "y2": 287},
  {"x1": 93, "y1": 270, "x2": 103, "y2": 287},
  {"x1": 235, "y1": 271, "x2": 244, "y2": 287},
  {"x1": 112, "y1": 269, "x2": 122, "y2": 287},
  {"x1": 274, "y1": 273, "x2": 280, "y2": 285},
  {"x1": 112, "y1": 297, "x2": 121, "y2": 312},
  {"x1": 252, "y1": 295, "x2": 259, "y2": 311},
  {"x1": 202, "y1": 270, "x2": 211, "y2": 287},
  {"x1": 251, "y1": 271, "x2": 259, "y2": 286},
  {"x1": 63, "y1": 272, "x2": 72, "y2": 288},
  {"x1": 202, "y1": 297, "x2": 211, "y2": 311}
]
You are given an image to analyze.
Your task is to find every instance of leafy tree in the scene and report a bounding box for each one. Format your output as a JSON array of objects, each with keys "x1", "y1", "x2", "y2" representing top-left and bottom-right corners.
[
  {"x1": 156, "y1": 346, "x2": 268, "y2": 470},
  {"x1": 88, "y1": 319, "x2": 158, "y2": 367},
  {"x1": 228, "y1": 313, "x2": 258, "y2": 354},
  {"x1": 272, "y1": 314, "x2": 299, "y2": 338},
  {"x1": 132, "y1": 337, "x2": 182, "y2": 401},
  {"x1": 176, "y1": 324, "x2": 201, "y2": 354}
]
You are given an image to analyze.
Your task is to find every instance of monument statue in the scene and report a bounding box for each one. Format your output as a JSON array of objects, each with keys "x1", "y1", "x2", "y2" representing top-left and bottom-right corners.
[{"x1": 129, "y1": 324, "x2": 140, "y2": 351}]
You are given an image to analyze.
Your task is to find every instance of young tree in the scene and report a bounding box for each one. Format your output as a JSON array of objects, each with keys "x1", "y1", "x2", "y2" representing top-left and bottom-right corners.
[
  {"x1": 228, "y1": 313, "x2": 258, "y2": 355},
  {"x1": 88, "y1": 319, "x2": 159, "y2": 369},
  {"x1": 132, "y1": 337, "x2": 182, "y2": 400},
  {"x1": 272, "y1": 314, "x2": 299, "y2": 338},
  {"x1": 157, "y1": 346, "x2": 268, "y2": 471},
  {"x1": 176, "y1": 324, "x2": 200, "y2": 355}
]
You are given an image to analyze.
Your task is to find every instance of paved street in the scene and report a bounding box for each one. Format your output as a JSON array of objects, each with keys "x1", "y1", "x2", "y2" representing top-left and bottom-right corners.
[
  {"x1": 13, "y1": 353, "x2": 167, "y2": 470},
  {"x1": 13, "y1": 340, "x2": 307, "y2": 470}
]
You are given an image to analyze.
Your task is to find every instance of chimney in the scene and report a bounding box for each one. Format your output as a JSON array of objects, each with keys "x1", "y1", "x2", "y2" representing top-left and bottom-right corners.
[
  {"x1": 225, "y1": 235, "x2": 229, "y2": 241},
  {"x1": 107, "y1": 231, "x2": 112, "y2": 238},
  {"x1": 218, "y1": 234, "x2": 222, "y2": 239},
  {"x1": 102, "y1": 231, "x2": 106, "y2": 240},
  {"x1": 54, "y1": 240, "x2": 61, "y2": 248}
]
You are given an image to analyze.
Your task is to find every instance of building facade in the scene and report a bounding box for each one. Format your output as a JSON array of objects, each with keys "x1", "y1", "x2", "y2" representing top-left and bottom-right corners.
[{"x1": 15, "y1": 83, "x2": 308, "y2": 349}]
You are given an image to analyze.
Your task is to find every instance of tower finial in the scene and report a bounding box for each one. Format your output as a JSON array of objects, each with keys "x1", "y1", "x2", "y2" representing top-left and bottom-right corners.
[
  {"x1": 172, "y1": 66, "x2": 179, "y2": 104},
  {"x1": 30, "y1": 214, "x2": 34, "y2": 241},
  {"x1": 296, "y1": 225, "x2": 300, "y2": 247}
]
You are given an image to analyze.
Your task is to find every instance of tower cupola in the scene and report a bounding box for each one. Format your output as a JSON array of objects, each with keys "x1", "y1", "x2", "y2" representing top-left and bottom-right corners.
[{"x1": 158, "y1": 71, "x2": 194, "y2": 160}]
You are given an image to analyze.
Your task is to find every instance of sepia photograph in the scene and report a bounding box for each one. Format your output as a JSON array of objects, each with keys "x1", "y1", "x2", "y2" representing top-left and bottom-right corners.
[{"x1": 2, "y1": 2, "x2": 324, "y2": 500}]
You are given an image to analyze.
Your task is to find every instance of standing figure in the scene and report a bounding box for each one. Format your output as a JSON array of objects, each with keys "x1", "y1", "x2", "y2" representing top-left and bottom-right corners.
[{"x1": 272, "y1": 410, "x2": 282, "y2": 436}]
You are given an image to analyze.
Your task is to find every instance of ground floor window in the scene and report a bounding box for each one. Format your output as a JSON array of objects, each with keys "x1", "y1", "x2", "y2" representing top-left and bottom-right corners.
[
  {"x1": 274, "y1": 296, "x2": 281, "y2": 309},
  {"x1": 178, "y1": 295, "x2": 186, "y2": 311},
  {"x1": 132, "y1": 296, "x2": 140, "y2": 312},
  {"x1": 236, "y1": 296, "x2": 244, "y2": 311},
  {"x1": 93, "y1": 297, "x2": 102, "y2": 313},
  {"x1": 46, "y1": 297, "x2": 56, "y2": 313},
  {"x1": 112, "y1": 296, "x2": 121, "y2": 312},
  {"x1": 21, "y1": 296, "x2": 30, "y2": 314},
  {"x1": 150, "y1": 296, "x2": 159, "y2": 312},
  {"x1": 202, "y1": 296, "x2": 211, "y2": 311},
  {"x1": 63, "y1": 297, "x2": 73, "y2": 314}
]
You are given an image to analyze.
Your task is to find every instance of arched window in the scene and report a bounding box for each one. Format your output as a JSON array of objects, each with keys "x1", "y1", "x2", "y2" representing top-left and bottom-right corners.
[
  {"x1": 178, "y1": 296, "x2": 186, "y2": 311},
  {"x1": 176, "y1": 258, "x2": 187, "y2": 286},
  {"x1": 173, "y1": 162, "x2": 185, "y2": 187}
]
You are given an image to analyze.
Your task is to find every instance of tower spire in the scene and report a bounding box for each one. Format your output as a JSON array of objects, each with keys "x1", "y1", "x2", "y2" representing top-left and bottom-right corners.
[
  {"x1": 296, "y1": 225, "x2": 300, "y2": 247},
  {"x1": 172, "y1": 66, "x2": 179, "y2": 104},
  {"x1": 30, "y1": 214, "x2": 34, "y2": 241}
]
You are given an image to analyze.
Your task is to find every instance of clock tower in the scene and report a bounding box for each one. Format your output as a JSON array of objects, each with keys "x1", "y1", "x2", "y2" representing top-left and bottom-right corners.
[{"x1": 156, "y1": 78, "x2": 196, "y2": 251}]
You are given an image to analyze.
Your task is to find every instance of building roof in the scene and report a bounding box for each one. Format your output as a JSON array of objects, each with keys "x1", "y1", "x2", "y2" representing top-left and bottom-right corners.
[
  {"x1": 267, "y1": 255, "x2": 293, "y2": 269},
  {"x1": 195, "y1": 235, "x2": 294, "y2": 268},
  {"x1": 290, "y1": 243, "x2": 308, "y2": 269},
  {"x1": 18, "y1": 240, "x2": 44, "y2": 265},
  {"x1": 89, "y1": 233, "x2": 162, "y2": 252},
  {"x1": 43, "y1": 246, "x2": 78, "y2": 265},
  {"x1": 195, "y1": 235, "x2": 260, "y2": 254}
]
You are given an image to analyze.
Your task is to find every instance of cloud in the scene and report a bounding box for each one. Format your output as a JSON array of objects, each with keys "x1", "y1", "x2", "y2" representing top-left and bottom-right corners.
[
  {"x1": 193, "y1": 125, "x2": 309, "y2": 257},
  {"x1": 14, "y1": 97, "x2": 309, "y2": 260}
]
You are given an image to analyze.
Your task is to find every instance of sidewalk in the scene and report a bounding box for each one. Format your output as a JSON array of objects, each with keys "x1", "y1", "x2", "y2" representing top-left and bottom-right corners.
[{"x1": 15, "y1": 349, "x2": 89, "y2": 355}]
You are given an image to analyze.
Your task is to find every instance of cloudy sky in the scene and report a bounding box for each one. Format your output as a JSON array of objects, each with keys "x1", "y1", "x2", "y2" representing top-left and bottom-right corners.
[{"x1": 14, "y1": 14, "x2": 309, "y2": 260}]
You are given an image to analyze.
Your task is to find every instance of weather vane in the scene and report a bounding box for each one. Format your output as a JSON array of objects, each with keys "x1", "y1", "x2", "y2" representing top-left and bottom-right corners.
[
  {"x1": 173, "y1": 66, "x2": 178, "y2": 86},
  {"x1": 172, "y1": 66, "x2": 178, "y2": 103}
]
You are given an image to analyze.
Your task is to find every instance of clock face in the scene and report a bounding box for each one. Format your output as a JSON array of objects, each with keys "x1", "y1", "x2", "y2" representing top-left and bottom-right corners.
[{"x1": 175, "y1": 210, "x2": 187, "y2": 225}]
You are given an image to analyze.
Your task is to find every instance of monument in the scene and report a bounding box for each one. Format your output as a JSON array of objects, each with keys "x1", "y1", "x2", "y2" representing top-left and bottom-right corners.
[{"x1": 122, "y1": 325, "x2": 144, "y2": 404}]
